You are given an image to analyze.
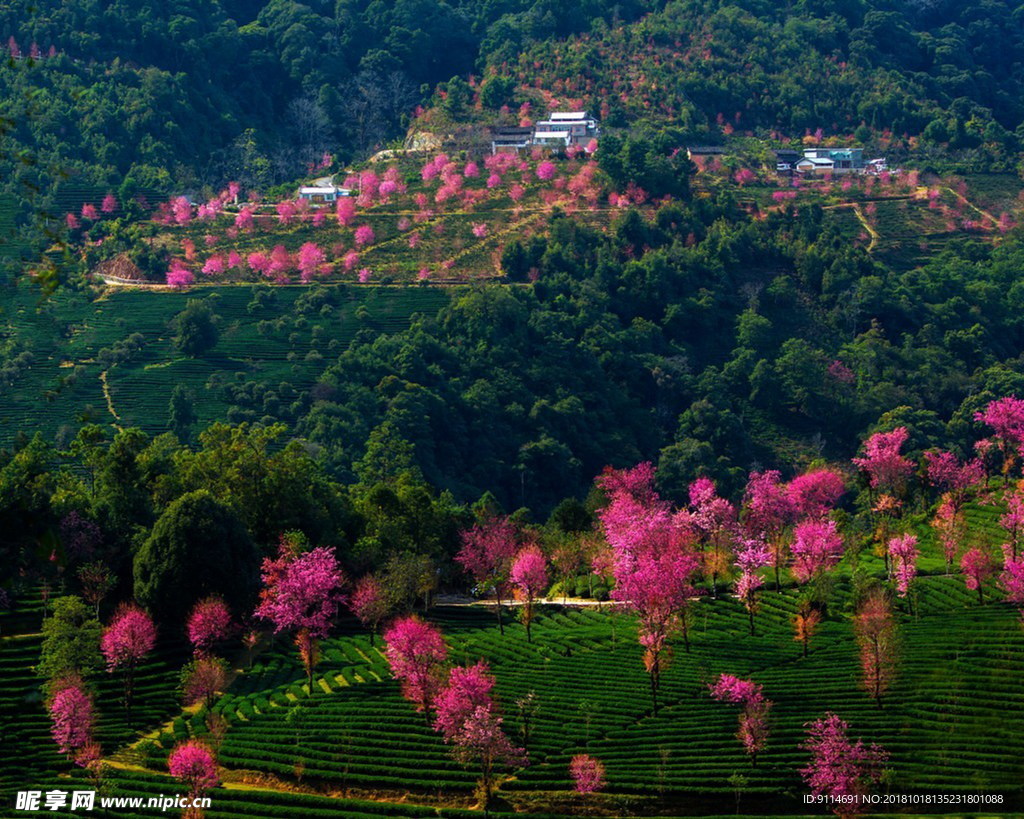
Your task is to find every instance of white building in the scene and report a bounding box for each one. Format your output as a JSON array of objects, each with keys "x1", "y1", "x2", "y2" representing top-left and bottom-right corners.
[
  {"x1": 532, "y1": 111, "x2": 599, "y2": 148},
  {"x1": 297, "y1": 185, "x2": 351, "y2": 203}
]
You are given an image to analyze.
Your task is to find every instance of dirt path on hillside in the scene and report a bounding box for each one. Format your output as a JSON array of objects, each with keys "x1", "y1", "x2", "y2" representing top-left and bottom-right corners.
[
  {"x1": 943, "y1": 186, "x2": 1000, "y2": 227},
  {"x1": 99, "y1": 370, "x2": 124, "y2": 431},
  {"x1": 852, "y1": 205, "x2": 879, "y2": 252}
]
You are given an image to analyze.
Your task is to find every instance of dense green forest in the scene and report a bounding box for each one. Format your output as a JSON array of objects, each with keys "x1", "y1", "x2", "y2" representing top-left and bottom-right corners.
[{"x1": 1, "y1": 0, "x2": 1022, "y2": 203}]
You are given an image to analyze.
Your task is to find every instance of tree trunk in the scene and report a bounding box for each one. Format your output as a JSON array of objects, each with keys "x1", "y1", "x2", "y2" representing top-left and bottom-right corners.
[
  {"x1": 977, "y1": 583, "x2": 984, "y2": 605},
  {"x1": 496, "y1": 594, "x2": 504, "y2": 635},
  {"x1": 748, "y1": 606, "x2": 755, "y2": 636},
  {"x1": 526, "y1": 599, "x2": 533, "y2": 643}
]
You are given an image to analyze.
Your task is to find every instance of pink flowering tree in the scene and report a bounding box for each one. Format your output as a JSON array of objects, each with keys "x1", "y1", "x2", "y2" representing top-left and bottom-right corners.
[
  {"x1": 853, "y1": 427, "x2": 914, "y2": 500},
  {"x1": 1000, "y1": 486, "x2": 1024, "y2": 558},
  {"x1": 975, "y1": 396, "x2": 1024, "y2": 481},
  {"x1": 186, "y1": 596, "x2": 233, "y2": 657},
  {"x1": 734, "y1": 536, "x2": 772, "y2": 635},
  {"x1": 354, "y1": 224, "x2": 375, "y2": 246},
  {"x1": 569, "y1": 754, "x2": 606, "y2": 794},
  {"x1": 959, "y1": 548, "x2": 994, "y2": 604},
  {"x1": 787, "y1": 469, "x2": 845, "y2": 520},
  {"x1": 708, "y1": 673, "x2": 772, "y2": 765},
  {"x1": 434, "y1": 661, "x2": 495, "y2": 741},
  {"x1": 181, "y1": 656, "x2": 230, "y2": 709},
  {"x1": 854, "y1": 592, "x2": 897, "y2": 707},
  {"x1": 254, "y1": 544, "x2": 346, "y2": 694},
  {"x1": 171, "y1": 196, "x2": 192, "y2": 225},
  {"x1": 689, "y1": 476, "x2": 737, "y2": 596},
  {"x1": 297, "y1": 242, "x2": 328, "y2": 282},
  {"x1": 932, "y1": 495, "x2": 966, "y2": 573},
  {"x1": 801, "y1": 713, "x2": 888, "y2": 814},
  {"x1": 790, "y1": 520, "x2": 845, "y2": 584},
  {"x1": 1000, "y1": 547, "x2": 1024, "y2": 624},
  {"x1": 383, "y1": 615, "x2": 448, "y2": 714},
  {"x1": 101, "y1": 603, "x2": 157, "y2": 724},
  {"x1": 48, "y1": 674, "x2": 96, "y2": 765},
  {"x1": 510, "y1": 544, "x2": 548, "y2": 642},
  {"x1": 349, "y1": 574, "x2": 391, "y2": 644},
  {"x1": 854, "y1": 427, "x2": 915, "y2": 569},
  {"x1": 743, "y1": 470, "x2": 796, "y2": 589},
  {"x1": 456, "y1": 516, "x2": 520, "y2": 634},
  {"x1": 887, "y1": 533, "x2": 919, "y2": 601},
  {"x1": 166, "y1": 260, "x2": 195, "y2": 288},
  {"x1": 168, "y1": 740, "x2": 219, "y2": 814},
  {"x1": 599, "y1": 464, "x2": 700, "y2": 712}
]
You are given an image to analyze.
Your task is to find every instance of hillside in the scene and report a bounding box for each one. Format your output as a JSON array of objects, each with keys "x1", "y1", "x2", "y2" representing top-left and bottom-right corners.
[{"x1": 4, "y1": 2, "x2": 1024, "y2": 818}]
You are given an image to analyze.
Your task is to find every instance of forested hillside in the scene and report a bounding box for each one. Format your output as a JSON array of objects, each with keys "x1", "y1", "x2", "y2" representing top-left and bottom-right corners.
[
  {"x1": 3, "y1": 1, "x2": 1024, "y2": 816},
  {"x1": 1, "y1": 0, "x2": 1022, "y2": 203}
]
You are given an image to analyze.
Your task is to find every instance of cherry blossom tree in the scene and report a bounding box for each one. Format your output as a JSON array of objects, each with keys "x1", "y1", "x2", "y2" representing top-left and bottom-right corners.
[
  {"x1": 168, "y1": 740, "x2": 219, "y2": 816},
  {"x1": 1000, "y1": 485, "x2": 1024, "y2": 558},
  {"x1": 101, "y1": 193, "x2": 118, "y2": 213},
  {"x1": 297, "y1": 242, "x2": 328, "y2": 282},
  {"x1": 171, "y1": 196, "x2": 193, "y2": 225},
  {"x1": 734, "y1": 536, "x2": 772, "y2": 635},
  {"x1": 536, "y1": 160, "x2": 556, "y2": 181},
  {"x1": 709, "y1": 673, "x2": 772, "y2": 765},
  {"x1": 255, "y1": 543, "x2": 346, "y2": 693},
  {"x1": 187, "y1": 596, "x2": 233, "y2": 657},
  {"x1": 383, "y1": 615, "x2": 448, "y2": 713},
  {"x1": 181, "y1": 657, "x2": 229, "y2": 709},
  {"x1": 793, "y1": 601, "x2": 822, "y2": 657},
  {"x1": 1000, "y1": 547, "x2": 1024, "y2": 620},
  {"x1": 924, "y1": 450, "x2": 983, "y2": 500},
  {"x1": 853, "y1": 427, "x2": 914, "y2": 498},
  {"x1": 441, "y1": 701, "x2": 526, "y2": 804},
  {"x1": 887, "y1": 534, "x2": 919, "y2": 600},
  {"x1": 101, "y1": 603, "x2": 157, "y2": 724},
  {"x1": 787, "y1": 469, "x2": 846, "y2": 520},
  {"x1": 932, "y1": 495, "x2": 966, "y2": 574},
  {"x1": 166, "y1": 260, "x2": 195, "y2": 288},
  {"x1": 853, "y1": 592, "x2": 897, "y2": 707},
  {"x1": 790, "y1": 520, "x2": 844, "y2": 583},
  {"x1": 510, "y1": 544, "x2": 548, "y2": 642},
  {"x1": 975, "y1": 396, "x2": 1024, "y2": 481},
  {"x1": 349, "y1": 574, "x2": 390, "y2": 644},
  {"x1": 48, "y1": 673, "x2": 96, "y2": 764},
  {"x1": 960, "y1": 548, "x2": 994, "y2": 604},
  {"x1": 743, "y1": 470, "x2": 795, "y2": 589},
  {"x1": 354, "y1": 224, "x2": 375, "y2": 246},
  {"x1": 81, "y1": 203, "x2": 99, "y2": 221},
  {"x1": 599, "y1": 464, "x2": 700, "y2": 711},
  {"x1": 434, "y1": 661, "x2": 495, "y2": 741},
  {"x1": 689, "y1": 477, "x2": 737, "y2": 596},
  {"x1": 569, "y1": 754, "x2": 606, "y2": 794},
  {"x1": 457, "y1": 516, "x2": 520, "y2": 634},
  {"x1": 801, "y1": 712, "x2": 888, "y2": 814}
]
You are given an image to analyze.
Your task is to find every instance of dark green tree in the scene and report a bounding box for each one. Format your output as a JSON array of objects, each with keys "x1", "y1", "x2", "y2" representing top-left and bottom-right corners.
[
  {"x1": 172, "y1": 299, "x2": 219, "y2": 357},
  {"x1": 134, "y1": 489, "x2": 258, "y2": 624},
  {"x1": 37, "y1": 596, "x2": 103, "y2": 681}
]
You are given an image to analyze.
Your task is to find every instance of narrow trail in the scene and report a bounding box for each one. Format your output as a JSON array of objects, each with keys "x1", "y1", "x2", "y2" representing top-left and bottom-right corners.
[
  {"x1": 943, "y1": 186, "x2": 1000, "y2": 227},
  {"x1": 852, "y1": 204, "x2": 879, "y2": 252},
  {"x1": 99, "y1": 370, "x2": 123, "y2": 431}
]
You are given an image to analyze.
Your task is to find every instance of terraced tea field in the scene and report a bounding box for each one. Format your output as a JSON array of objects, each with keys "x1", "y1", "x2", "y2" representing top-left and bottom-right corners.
[
  {"x1": 4, "y1": 539, "x2": 1024, "y2": 818},
  {"x1": 0, "y1": 283, "x2": 449, "y2": 446}
]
